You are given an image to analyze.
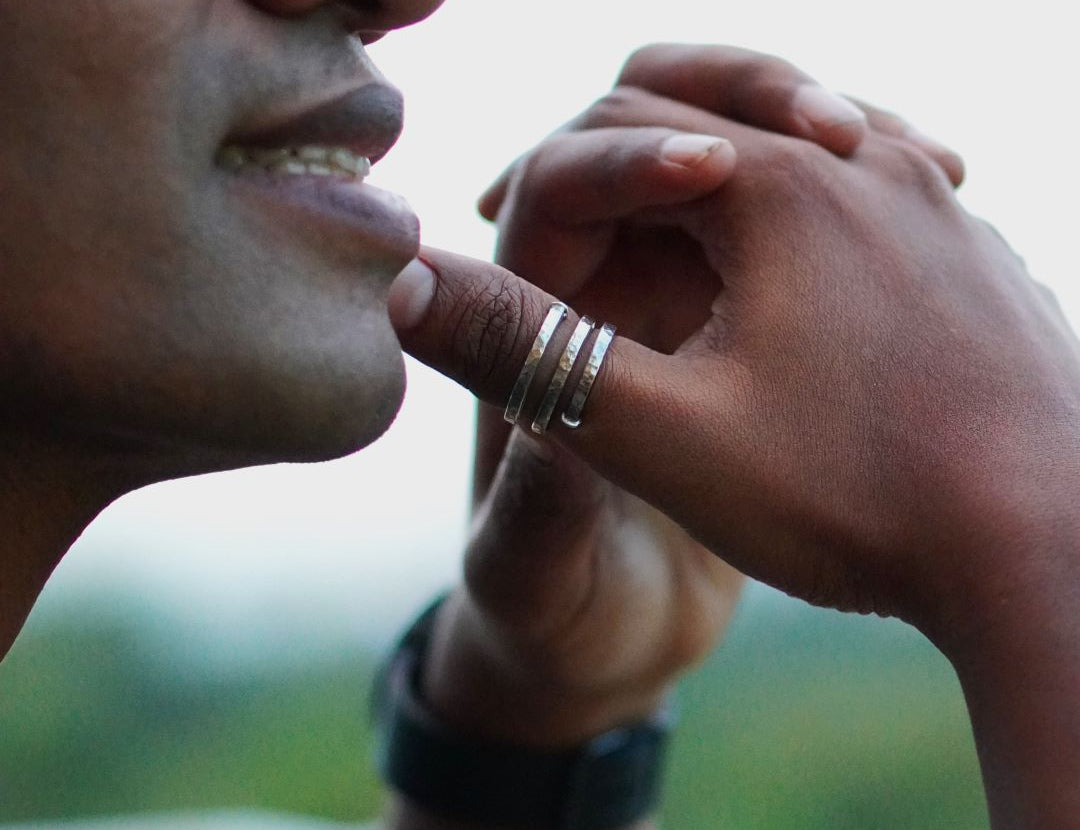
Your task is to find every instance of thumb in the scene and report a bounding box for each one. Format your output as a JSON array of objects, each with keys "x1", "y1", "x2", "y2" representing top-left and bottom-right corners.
[
  {"x1": 389, "y1": 246, "x2": 732, "y2": 509},
  {"x1": 464, "y1": 430, "x2": 602, "y2": 633}
]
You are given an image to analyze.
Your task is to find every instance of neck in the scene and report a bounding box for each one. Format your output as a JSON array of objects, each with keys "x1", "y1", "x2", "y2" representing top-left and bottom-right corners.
[{"x1": 0, "y1": 428, "x2": 128, "y2": 659}]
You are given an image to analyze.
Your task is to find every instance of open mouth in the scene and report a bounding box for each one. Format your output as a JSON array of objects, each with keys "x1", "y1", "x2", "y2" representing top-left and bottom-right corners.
[
  {"x1": 217, "y1": 144, "x2": 372, "y2": 182},
  {"x1": 215, "y1": 83, "x2": 418, "y2": 264}
]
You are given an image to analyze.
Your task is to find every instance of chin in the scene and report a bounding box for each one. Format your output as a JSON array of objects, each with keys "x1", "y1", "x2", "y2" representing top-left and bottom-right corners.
[
  {"x1": 297, "y1": 346, "x2": 408, "y2": 463},
  {"x1": 222, "y1": 329, "x2": 410, "y2": 468},
  {"x1": 98, "y1": 318, "x2": 412, "y2": 482}
]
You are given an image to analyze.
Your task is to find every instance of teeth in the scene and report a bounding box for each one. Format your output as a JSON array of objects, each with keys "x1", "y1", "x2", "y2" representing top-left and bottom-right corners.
[
  {"x1": 270, "y1": 159, "x2": 308, "y2": 176},
  {"x1": 251, "y1": 148, "x2": 292, "y2": 167},
  {"x1": 330, "y1": 148, "x2": 371, "y2": 177},
  {"x1": 218, "y1": 146, "x2": 247, "y2": 172},
  {"x1": 217, "y1": 145, "x2": 372, "y2": 181},
  {"x1": 296, "y1": 146, "x2": 330, "y2": 163}
]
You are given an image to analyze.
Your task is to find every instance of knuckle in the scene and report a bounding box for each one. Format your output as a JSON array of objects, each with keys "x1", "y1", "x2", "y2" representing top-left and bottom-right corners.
[
  {"x1": 881, "y1": 140, "x2": 954, "y2": 204},
  {"x1": 511, "y1": 139, "x2": 559, "y2": 203},
  {"x1": 618, "y1": 42, "x2": 675, "y2": 82},
  {"x1": 448, "y1": 275, "x2": 528, "y2": 392},
  {"x1": 747, "y1": 52, "x2": 798, "y2": 83},
  {"x1": 753, "y1": 139, "x2": 832, "y2": 202},
  {"x1": 509, "y1": 135, "x2": 590, "y2": 222},
  {"x1": 763, "y1": 137, "x2": 812, "y2": 170},
  {"x1": 867, "y1": 106, "x2": 908, "y2": 137},
  {"x1": 723, "y1": 50, "x2": 799, "y2": 92},
  {"x1": 579, "y1": 86, "x2": 647, "y2": 129}
]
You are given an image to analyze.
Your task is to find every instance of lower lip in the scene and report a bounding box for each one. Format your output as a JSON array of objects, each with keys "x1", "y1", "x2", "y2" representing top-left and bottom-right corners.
[{"x1": 227, "y1": 168, "x2": 420, "y2": 265}]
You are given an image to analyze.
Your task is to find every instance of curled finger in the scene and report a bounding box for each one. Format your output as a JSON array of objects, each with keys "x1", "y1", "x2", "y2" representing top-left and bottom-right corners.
[
  {"x1": 847, "y1": 96, "x2": 965, "y2": 186},
  {"x1": 617, "y1": 43, "x2": 869, "y2": 156}
]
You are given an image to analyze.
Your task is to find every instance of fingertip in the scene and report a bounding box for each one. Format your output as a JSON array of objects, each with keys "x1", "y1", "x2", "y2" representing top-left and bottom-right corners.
[
  {"x1": 477, "y1": 171, "x2": 512, "y2": 223},
  {"x1": 792, "y1": 85, "x2": 869, "y2": 157},
  {"x1": 932, "y1": 149, "x2": 965, "y2": 188},
  {"x1": 477, "y1": 186, "x2": 503, "y2": 223},
  {"x1": 388, "y1": 258, "x2": 437, "y2": 332},
  {"x1": 946, "y1": 154, "x2": 966, "y2": 188},
  {"x1": 659, "y1": 133, "x2": 737, "y2": 179},
  {"x1": 402, "y1": 246, "x2": 556, "y2": 407},
  {"x1": 817, "y1": 116, "x2": 870, "y2": 158},
  {"x1": 904, "y1": 128, "x2": 966, "y2": 187},
  {"x1": 659, "y1": 133, "x2": 732, "y2": 166}
]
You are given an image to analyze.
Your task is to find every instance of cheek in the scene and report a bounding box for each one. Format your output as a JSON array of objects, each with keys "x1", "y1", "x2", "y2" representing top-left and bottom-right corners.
[
  {"x1": 0, "y1": 1, "x2": 191, "y2": 118},
  {"x1": 0, "y1": 181, "x2": 409, "y2": 465},
  {"x1": 0, "y1": 0, "x2": 411, "y2": 466},
  {"x1": 0, "y1": 0, "x2": 208, "y2": 187},
  {"x1": 0, "y1": 8, "x2": 201, "y2": 267}
]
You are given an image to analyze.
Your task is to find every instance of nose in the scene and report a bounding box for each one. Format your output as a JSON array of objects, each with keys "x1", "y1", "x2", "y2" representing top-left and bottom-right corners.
[{"x1": 248, "y1": 0, "x2": 446, "y2": 36}]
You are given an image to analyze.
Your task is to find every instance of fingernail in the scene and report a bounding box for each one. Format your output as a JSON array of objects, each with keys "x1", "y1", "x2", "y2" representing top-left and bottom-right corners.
[
  {"x1": 388, "y1": 258, "x2": 436, "y2": 331},
  {"x1": 793, "y1": 85, "x2": 866, "y2": 129},
  {"x1": 660, "y1": 133, "x2": 732, "y2": 167}
]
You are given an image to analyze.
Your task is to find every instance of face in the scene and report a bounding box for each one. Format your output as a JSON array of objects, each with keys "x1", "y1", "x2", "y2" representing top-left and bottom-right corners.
[{"x1": 0, "y1": 0, "x2": 445, "y2": 475}]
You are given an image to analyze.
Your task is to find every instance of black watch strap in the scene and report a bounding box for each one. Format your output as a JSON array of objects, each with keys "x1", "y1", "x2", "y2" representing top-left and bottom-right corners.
[{"x1": 373, "y1": 596, "x2": 671, "y2": 830}]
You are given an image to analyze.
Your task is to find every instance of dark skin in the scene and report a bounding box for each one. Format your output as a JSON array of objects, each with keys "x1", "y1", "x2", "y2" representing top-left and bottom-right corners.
[
  {"x1": 0, "y1": 0, "x2": 460, "y2": 656},
  {"x1": 1, "y1": 0, "x2": 1065, "y2": 824},
  {"x1": 0, "y1": 0, "x2": 876, "y2": 689},
  {"x1": 0, "y1": 0, "x2": 964, "y2": 826},
  {"x1": 390, "y1": 51, "x2": 943, "y2": 830},
  {"x1": 0, "y1": 0, "x2": 945, "y2": 805},
  {"x1": 416, "y1": 49, "x2": 964, "y2": 752},
  {"x1": 392, "y1": 46, "x2": 1080, "y2": 828}
]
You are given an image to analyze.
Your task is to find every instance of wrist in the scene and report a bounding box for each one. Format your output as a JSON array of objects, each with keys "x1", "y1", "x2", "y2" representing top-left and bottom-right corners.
[
  {"x1": 910, "y1": 446, "x2": 1080, "y2": 655},
  {"x1": 421, "y1": 591, "x2": 670, "y2": 747},
  {"x1": 944, "y1": 540, "x2": 1080, "y2": 699},
  {"x1": 377, "y1": 594, "x2": 672, "y2": 830},
  {"x1": 933, "y1": 517, "x2": 1080, "y2": 827},
  {"x1": 948, "y1": 593, "x2": 1080, "y2": 827},
  {"x1": 928, "y1": 495, "x2": 1080, "y2": 664}
]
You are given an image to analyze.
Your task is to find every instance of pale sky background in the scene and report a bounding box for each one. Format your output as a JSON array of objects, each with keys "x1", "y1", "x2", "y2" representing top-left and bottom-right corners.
[{"x1": 27, "y1": 0, "x2": 1080, "y2": 663}]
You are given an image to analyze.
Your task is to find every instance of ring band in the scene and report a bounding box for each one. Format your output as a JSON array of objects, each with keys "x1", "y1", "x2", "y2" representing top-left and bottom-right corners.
[
  {"x1": 531, "y1": 316, "x2": 594, "y2": 435},
  {"x1": 503, "y1": 303, "x2": 568, "y2": 425},
  {"x1": 561, "y1": 322, "x2": 616, "y2": 429}
]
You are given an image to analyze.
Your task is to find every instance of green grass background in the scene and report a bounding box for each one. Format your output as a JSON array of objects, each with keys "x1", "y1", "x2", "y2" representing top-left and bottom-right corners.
[{"x1": 0, "y1": 594, "x2": 987, "y2": 828}]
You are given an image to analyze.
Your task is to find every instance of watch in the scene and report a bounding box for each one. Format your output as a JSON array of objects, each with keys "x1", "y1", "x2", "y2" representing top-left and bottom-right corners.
[{"x1": 373, "y1": 595, "x2": 673, "y2": 830}]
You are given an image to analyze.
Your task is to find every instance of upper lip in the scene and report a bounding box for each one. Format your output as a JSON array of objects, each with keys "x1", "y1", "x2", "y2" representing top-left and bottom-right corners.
[{"x1": 224, "y1": 81, "x2": 405, "y2": 166}]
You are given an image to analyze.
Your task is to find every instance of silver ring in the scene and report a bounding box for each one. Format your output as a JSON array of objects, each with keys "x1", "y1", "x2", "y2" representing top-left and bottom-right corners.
[
  {"x1": 531, "y1": 316, "x2": 594, "y2": 435},
  {"x1": 503, "y1": 303, "x2": 568, "y2": 425},
  {"x1": 561, "y1": 322, "x2": 616, "y2": 429}
]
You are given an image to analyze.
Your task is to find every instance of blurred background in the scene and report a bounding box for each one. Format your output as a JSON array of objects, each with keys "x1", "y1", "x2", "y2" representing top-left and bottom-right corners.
[{"x1": 1, "y1": 0, "x2": 1076, "y2": 827}]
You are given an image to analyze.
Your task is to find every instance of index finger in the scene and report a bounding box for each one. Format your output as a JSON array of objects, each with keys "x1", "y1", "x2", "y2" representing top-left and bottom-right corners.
[
  {"x1": 478, "y1": 45, "x2": 869, "y2": 223},
  {"x1": 388, "y1": 248, "x2": 737, "y2": 513},
  {"x1": 617, "y1": 43, "x2": 869, "y2": 157}
]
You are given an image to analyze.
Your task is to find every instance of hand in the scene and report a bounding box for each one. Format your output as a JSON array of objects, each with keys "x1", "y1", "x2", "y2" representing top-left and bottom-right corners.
[
  {"x1": 413, "y1": 45, "x2": 966, "y2": 750},
  {"x1": 478, "y1": 44, "x2": 961, "y2": 321},
  {"x1": 393, "y1": 61, "x2": 1079, "y2": 658},
  {"x1": 392, "y1": 45, "x2": 1080, "y2": 826},
  {"x1": 394, "y1": 44, "x2": 1080, "y2": 828},
  {"x1": 419, "y1": 45, "x2": 894, "y2": 748}
]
